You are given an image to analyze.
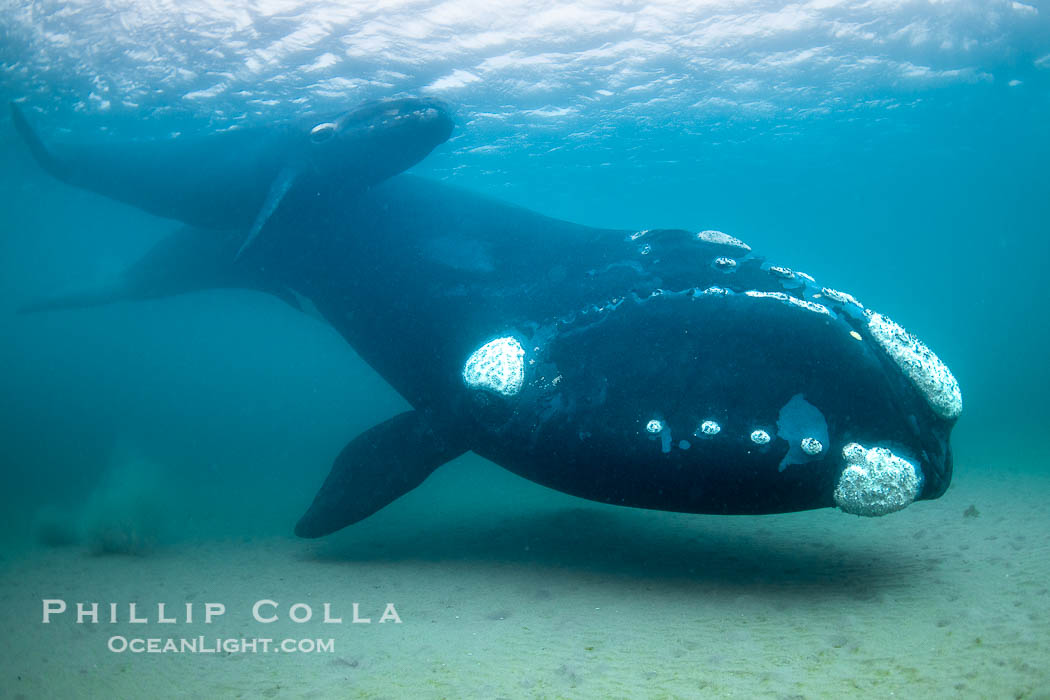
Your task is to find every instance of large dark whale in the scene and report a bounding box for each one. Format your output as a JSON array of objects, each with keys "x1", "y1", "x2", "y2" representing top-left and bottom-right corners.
[
  {"x1": 16, "y1": 180, "x2": 962, "y2": 537},
  {"x1": 14, "y1": 107, "x2": 961, "y2": 537},
  {"x1": 11, "y1": 98, "x2": 453, "y2": 257}
]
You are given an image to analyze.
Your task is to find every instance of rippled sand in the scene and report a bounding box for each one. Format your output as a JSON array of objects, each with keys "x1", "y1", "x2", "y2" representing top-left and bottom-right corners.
[{"x1": 2, "y1": 460, "x2": 1047, "y2": 699}]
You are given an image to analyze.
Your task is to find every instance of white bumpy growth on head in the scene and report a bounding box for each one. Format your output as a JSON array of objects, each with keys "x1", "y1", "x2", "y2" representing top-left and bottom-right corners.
[
  {"x1": 463, "y1": 337, "x2": 526, "y2": 397},
  {"x1": 696, "y1": 230, "x2": 751, "y2": 251},
  {"x1": 866, "y1": 311, "x2": 962, "y2": 420},
  {"x1": 834, "y1": 443, "x2": 922, "y2": 517},
  {"x1": 800, "y1": 437, "x2": 823, "y2": 456},
  {"x1": 699, "y1": 420, "x2": 721, "y2": 436},
  {"x1": 750, "y1": 430, "x2": 771, "y2": 445}
]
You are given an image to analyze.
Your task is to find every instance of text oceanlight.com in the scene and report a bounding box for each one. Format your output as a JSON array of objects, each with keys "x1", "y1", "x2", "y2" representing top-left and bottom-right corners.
[{"x1": 107, "y1": 636, "x2": 335, "y2": 654}]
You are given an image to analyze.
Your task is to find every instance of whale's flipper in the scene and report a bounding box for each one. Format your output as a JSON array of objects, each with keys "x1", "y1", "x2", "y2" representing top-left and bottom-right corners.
[
  {"x1": 18, "y1": 283, "x2": 128, "y2": 313},
  {"x1": 295, "y1": 411, "x2": 467, "y2": 538},
  {"x1": 17, "y1": 226, "x2": 248, "y2": 314},
  {"x1": 235, "y1": 164, "x2": 299, "y2": 261}
]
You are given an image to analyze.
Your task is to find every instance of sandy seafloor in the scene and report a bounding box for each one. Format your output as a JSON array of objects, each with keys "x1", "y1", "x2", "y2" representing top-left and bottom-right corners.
[{"x1": 1, "y1": 456, "x2": 1048, "y2": 700}]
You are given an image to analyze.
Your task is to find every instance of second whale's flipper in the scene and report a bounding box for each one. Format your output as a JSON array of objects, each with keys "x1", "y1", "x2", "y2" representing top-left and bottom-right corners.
[
  {"x1": 294, "y1": 411, "x2": 468, "y2": 538},
  {"x1": 236, "y1": 164, "x2": 300, "y2": 261}
]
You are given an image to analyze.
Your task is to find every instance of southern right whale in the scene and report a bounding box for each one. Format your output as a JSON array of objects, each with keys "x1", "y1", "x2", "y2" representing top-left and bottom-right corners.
[{"x1": 16, "y1": 168, "x2": 962, "y2": 538}]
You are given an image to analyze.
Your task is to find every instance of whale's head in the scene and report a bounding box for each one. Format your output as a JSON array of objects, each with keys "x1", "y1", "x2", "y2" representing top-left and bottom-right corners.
[
  {"x1": 304, "y1": 97, "x2": 454, "y2": 188},
  {"x1": 461, "y1": 230, "x2": 959, "y2": 519}
]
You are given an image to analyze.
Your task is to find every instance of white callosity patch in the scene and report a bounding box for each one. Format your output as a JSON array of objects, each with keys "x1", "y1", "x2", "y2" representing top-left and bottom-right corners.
[
  {"x1": 776, "y1": 393, "x2": 829, "y2": 470},
  {"x1": 712, "y1": 257, "x2": 737, "y2": 271},
  {"x1": 698, "y1": 420, "x2": 721, "y2": 436},
  {"x1": 786, "y1": 297, "x2": 831, "y2": 316},
  {"x1": 745, "y1": 290, "x2": 831, "y2": 316},
  {"x1": 308, "y1": 121, "x2": 336, "y2": 142},
  {"x1": 769, "y1": 265, "x2": 794, "y2": 279},
  {"x1": 696, "y1": 230, "x2": 750, "y2": 251},
  {"x1": 834, "y1": 442, "x2": 922, "y2": 517},
  {"x1": 644, "y1": 419, "x2": 672, "y2": 453},
  {"x1": 462, "y1": 336, "x2": 526, "y2": 397},
  {"x1": 800, "y1": 437, "x2": 823, "y2": 456},
  {"x1": 750, "y1": 430, "x2": 771, "y2": 445},
  {"x1": 866, "y1": 311, "x2": 962, "y2": 420},
  {"x1": 821, "y1": 287, "x2": 864, "y2": 309},
  {"x1": 745, "y1": 290, "x2": 789, "y2": 301}
]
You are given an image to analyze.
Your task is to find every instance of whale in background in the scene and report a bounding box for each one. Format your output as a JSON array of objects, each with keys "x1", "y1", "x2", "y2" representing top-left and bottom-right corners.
[
  {"x1": 16, "y1": 170, "x2": 962, "y2": 538},
  {"x1": 11, "y1": 98, "x2": 454, "y2": 257}
]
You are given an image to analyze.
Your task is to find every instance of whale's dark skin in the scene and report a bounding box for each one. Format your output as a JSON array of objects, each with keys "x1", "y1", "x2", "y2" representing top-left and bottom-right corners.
[
  {"x1": 11, "y1": 98, "x2": 454, "y2": 256},
  {"x1": 18, "y1": 173, "x2": 958, "y2": 537}
]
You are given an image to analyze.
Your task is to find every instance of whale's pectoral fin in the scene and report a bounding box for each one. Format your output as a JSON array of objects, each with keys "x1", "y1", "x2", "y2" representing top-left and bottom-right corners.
[
  {"x1": 295, "y1": 411, "x2": 467, "y2": 538},
  {"x1": 235, "y1": 165, "x2": 299, "y2": 261},
  {"x1": 18, "y1": 226, "x2": 246, "y2": 314},
  {"x1": 17, "y1": 283, "x2": 128, "y2": 314}
]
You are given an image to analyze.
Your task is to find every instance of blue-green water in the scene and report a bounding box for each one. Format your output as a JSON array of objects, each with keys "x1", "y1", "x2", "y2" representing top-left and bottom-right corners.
[
  {"x1": 2, "y1": 3, "x2": 1047, "y2": 536},
  {"x1": 0, "y1": 2, "x2": 1048, "y2": 695}
]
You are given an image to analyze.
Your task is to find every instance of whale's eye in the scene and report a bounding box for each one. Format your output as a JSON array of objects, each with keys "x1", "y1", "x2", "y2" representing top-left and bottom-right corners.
[{"x1": 310, "y1": 122, "x2": 337, "y2": 144}]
